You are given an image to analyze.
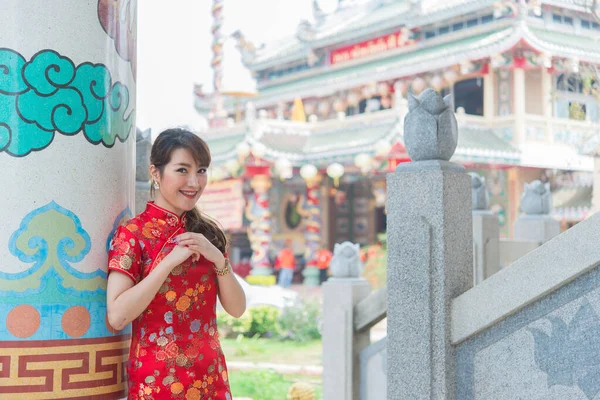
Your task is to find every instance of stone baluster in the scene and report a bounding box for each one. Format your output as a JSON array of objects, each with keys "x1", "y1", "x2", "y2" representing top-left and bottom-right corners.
[
  {"x1": 387, "y1": 88, "x2": 473, "y2": 399},
  {"x1": 471, "y1": 173, "x2": 500, "y2": 285}
]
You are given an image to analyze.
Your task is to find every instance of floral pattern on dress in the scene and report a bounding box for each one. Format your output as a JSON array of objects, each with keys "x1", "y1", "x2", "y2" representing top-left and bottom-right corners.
[{"x1": 108, "y1": 202, "x2": 231, "y2": 400}]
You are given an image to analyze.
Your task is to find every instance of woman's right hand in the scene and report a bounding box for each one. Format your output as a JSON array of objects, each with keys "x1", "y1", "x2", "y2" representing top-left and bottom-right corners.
[{"x1": 164, "y1": 244, "x2": 200, "y2": 269}]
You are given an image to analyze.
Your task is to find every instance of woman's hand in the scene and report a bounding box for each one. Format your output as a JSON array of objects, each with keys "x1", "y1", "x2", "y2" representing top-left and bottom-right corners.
[
  {"x1": 163, "y1": 244, "x2": 201, "y2": 268},
  {"x1": 175, "y1": 233, "x2": 225, "y2": 268}
]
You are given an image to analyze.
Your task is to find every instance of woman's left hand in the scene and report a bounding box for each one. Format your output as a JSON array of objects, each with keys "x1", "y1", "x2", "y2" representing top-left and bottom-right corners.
[{"x1": 174, "y1": 233, "x2": 225, "y2": 268}]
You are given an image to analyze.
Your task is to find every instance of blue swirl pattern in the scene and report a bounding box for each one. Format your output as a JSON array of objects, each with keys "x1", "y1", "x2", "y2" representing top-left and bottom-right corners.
[{"x1": 0, "y1": 48, "x2": 134, "y2": 157}]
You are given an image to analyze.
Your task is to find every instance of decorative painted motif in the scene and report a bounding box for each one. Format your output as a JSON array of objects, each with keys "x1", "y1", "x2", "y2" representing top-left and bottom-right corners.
[
  {"x1": 0, "y1": 48, "x2": 135, "y2": 157},
  {"x1": 298, "y1": 177, "x2": 322, "y2": 285},
  {"x1": 211, "y1": 0, "x2": 224, "y2": 93},
  {"x1": 98, "y1": 0, "x2": 138, "y2": 78},
  {"x1": 526, "y1": 126, "x2": 545, "y2": 141},
  {"x1": 554, "y1": 128, "x2": 586, "y2": 148},
  {"x1": 497, "y1": 69, "x2": 511, "y2": 117},
  {"x1": 0, "y1": 201, "x2": 105, "y2": 297},
  {"x1": 245, "y1": 176, "x2": 272, "y2": 274},
  {"x1": 528, "y1": 299, "x2": 600, "y2": 400},
  {"x1": 0, "y1": 335, "x2": 130, "y2": 399},
  {"x1": 493, "y1": 126, "x2": 514, "y2": 142},
  {"x1": 0, "y1": 300, "x2": 128, "y2": 340},
  {"x1": 106, "y1": 206, "x2": 133, "y2": 253}
]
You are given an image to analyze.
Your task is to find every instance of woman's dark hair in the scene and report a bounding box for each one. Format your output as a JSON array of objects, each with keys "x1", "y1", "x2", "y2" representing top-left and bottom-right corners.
[{"x1": 150, "y1": 128, "x2": 227, "y2": 253}]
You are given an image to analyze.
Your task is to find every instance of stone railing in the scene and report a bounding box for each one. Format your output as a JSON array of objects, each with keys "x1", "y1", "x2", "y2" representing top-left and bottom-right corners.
[
  {"x1": 322, "y1": 268, "x2": 388, "y2": 400},
  {"x1": 321, "y1": 89, "x2": 600, "y2": 399},
  {"x1": 451, "y1": 213, "x2": 600, "y2": 398}
]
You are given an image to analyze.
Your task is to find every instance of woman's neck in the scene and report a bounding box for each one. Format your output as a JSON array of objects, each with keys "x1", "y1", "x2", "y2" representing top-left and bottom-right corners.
[{"x1": 153, "y1": 196, "x2": 185, "y2": 217}]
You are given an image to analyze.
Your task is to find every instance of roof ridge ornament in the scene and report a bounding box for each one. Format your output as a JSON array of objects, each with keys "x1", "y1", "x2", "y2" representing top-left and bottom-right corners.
[{"x1": 313, "y1": 0, "x2": 326, "y2": 24}]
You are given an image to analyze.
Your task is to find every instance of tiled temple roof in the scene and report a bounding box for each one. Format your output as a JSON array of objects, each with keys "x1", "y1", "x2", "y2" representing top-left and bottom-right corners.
[{"x1": 203, "y1": 109, "x2": 520, "y2": 167}]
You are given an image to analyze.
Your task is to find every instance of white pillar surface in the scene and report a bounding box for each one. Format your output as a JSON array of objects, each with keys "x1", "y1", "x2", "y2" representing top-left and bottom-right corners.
[
  {"x1": 513, "y1": 68, "x2": 526, "y2": 146},
  {"x1": 0, "y1": 1, "x2": 136, "y2": 398},
  {"x1": 541, "y1": 67, "x2": 553, "y2": 143},
  {"x1": 483, "y1": 70, "x2": 495, "y2": 120}
]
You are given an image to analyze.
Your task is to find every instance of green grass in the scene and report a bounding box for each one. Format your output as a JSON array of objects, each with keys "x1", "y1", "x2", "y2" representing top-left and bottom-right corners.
[
  {"x1": 229, "y1": 370, "x2": 322, "y2": 400},
  {"x1": 221, "y1": 337, "x2": 322, "y2": 365}
]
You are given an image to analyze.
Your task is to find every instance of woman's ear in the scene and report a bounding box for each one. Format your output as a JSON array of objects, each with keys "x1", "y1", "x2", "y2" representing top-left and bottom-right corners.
[{"x1": 149, "y1": 165, "x2": 160, "y2": 183}]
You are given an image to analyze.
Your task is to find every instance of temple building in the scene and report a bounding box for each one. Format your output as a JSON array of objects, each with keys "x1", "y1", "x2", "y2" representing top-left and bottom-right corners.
[{"x1": 194, "y1": 0, "x2": 600, "y2": 283}]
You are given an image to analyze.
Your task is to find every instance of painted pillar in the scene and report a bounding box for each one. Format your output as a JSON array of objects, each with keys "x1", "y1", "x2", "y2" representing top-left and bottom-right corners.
[
  {"x1": 483, "y1": 67, "x2": 495, "y2": 120},
  {"x1": 302, "y1": 175, "x2": 323, "y2": 286},
  {"x1": 210, "y1": 0, "x2": 226, "y2": 123},
  {"x1": 246, "y1": 175, "x2": 272, "y2": 276},
  {"x1": 513, "y1": 67, "x2": 526, "y2": 146},
  {"x1": 0, "y1": 1, "x2": 136, "y2": 398}
]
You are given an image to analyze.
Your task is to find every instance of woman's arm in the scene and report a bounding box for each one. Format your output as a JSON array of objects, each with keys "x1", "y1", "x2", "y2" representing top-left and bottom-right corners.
[
  {"x1": 107, "y1": 245, "x2": 197, "y2": 331},
  {"x1": 214, "y1": 257, "x2": 246, "y2": 318}
]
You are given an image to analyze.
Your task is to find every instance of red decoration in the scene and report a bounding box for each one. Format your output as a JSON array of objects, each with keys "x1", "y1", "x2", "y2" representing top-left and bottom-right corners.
[
  {"x1": 388, "y1": 141, "x2": 411, "y2": 170},
  {"x1": 330, "y1": 30, "x2": 416, "y2": 65}
]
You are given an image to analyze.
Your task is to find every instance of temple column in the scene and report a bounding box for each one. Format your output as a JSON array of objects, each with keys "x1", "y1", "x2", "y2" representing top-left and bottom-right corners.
[
  {"x1": 0, "y1": 1, "x2": 136, "y2": 398},
  {"x1": 541, "y1": 66, "x2": 554, "y2": 143},
  {"x1": 484, "y1": 67, "x2": 495, "y2": 120},
  {"x1": 247, "y1": 175, "x2": 273, "y2": 276},
  {"x1": 513, "y1": 67, "x2": 526, "y2": 147},
  {"x1": 302, "y1": 174, "x2": 323, "y2": 286}
]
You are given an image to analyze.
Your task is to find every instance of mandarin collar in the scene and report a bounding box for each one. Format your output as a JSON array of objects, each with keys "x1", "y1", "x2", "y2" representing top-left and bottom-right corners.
[{"x1": 145, "y1": 201, "x2": 187, "y2": 227}]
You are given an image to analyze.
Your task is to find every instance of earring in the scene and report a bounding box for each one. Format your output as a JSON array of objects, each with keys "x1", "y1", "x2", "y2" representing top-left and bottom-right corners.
[{"x1": 153, "y1": 181, "x2": 160, "y2": 190}]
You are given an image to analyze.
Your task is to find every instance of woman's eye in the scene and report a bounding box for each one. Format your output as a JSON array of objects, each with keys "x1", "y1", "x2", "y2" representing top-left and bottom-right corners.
[
  {"x1": 198, "y1": 168, "x2": 207, "y2": 174},
  {"x1": 177, "y1": 168, "x2": 187, "y2": 173}
]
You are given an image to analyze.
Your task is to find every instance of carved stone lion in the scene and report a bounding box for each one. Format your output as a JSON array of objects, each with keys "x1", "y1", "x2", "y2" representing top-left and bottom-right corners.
[
  {"x1": 330, "y1": 242, "x2": 363, "y2": 278},
  {"x1": 520, "y1": 180, "x2": 552, "y2": 215}
]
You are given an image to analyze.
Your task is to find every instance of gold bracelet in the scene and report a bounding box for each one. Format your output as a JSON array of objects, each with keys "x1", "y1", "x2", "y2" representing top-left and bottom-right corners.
[{"x1": 214, "y1": 259, "x2": 230, "y2": 277}]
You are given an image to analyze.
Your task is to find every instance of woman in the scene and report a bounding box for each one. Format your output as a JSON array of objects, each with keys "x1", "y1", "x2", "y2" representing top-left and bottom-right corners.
[{"x1": 107, "y1": 128, "x2": 246, "y2": 400}]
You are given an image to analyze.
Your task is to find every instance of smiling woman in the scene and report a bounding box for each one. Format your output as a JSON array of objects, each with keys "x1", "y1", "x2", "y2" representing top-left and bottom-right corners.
[{"x1": 106, "y1": 128, "x2": 246, "y2": 400}]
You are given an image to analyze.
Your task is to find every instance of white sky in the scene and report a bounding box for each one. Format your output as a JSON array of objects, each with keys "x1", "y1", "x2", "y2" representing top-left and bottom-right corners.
[{"x1": 136, "y1": 0, "x2": 341, "y2": 134}]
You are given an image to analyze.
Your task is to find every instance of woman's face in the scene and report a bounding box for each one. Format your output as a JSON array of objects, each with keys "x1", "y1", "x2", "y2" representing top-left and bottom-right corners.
[{"x1": 152, "y1": 148, "x2": 208, "y2": 216}]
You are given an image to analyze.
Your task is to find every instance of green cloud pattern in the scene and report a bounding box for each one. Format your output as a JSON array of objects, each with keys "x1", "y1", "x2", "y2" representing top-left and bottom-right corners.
[{"x1": 0, "y1": 48, "x2": 134, "y2": 157}]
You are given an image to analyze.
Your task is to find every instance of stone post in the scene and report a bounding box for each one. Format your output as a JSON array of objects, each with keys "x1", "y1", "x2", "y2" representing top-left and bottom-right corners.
[
  {"x1": 387, "y1": 89, "x2": 473, "y2": 399},
  {"x1": 322, "y1": 243, "x2": 371, "y2": 400},
  {"x1": 247, "y1": 174, "x2": 273, "y2": 276},
  {"x1": 514, "y1": 180, "x2": 561, "y2": 242},
  {"x1": 0, "y1": 1, "x2": 136, "y2": 398},
  {"x1": 470, "y1": 173, "x2": 500, "y2": 285},
  {"x1": 302, "y1": 174, "x2": 323, "y2": 286}
]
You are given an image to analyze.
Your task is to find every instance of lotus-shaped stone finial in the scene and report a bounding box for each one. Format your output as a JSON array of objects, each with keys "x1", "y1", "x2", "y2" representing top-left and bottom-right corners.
[
  {"x1": 520, "y1": 180, "x2": 552, "y2": 215},
  {"x1": 470, "y1": 172, "x2": 489, "y2": 210},
  {"x1": 403, "y1": 88, "x2": 458, "y2": 161}
]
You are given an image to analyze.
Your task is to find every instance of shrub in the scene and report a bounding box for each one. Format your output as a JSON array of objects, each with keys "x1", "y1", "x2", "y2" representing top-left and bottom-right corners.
[
  {"x1": 248, "y1": 306, "x2": 281, "y2": 337},
  {"x1": 217, "y1": 310, "x2": 252, "y2": 338},
  {"x1": 278, "y1": 300, "x2": 322, "y2": 342},
  {"x1": 217, "y1": 301, "x2": 322, "y2": 342}
]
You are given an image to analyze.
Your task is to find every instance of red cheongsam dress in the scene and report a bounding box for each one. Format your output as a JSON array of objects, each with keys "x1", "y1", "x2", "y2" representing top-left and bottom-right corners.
[{"x1": 108, "y1": 202, "x2": 232, "y2": 400}]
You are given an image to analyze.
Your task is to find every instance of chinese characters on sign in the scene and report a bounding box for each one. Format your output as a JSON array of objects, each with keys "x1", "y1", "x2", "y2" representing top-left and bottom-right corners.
[{"x1": 329, "y1": 30, "x2": 415, "y2": 65}]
